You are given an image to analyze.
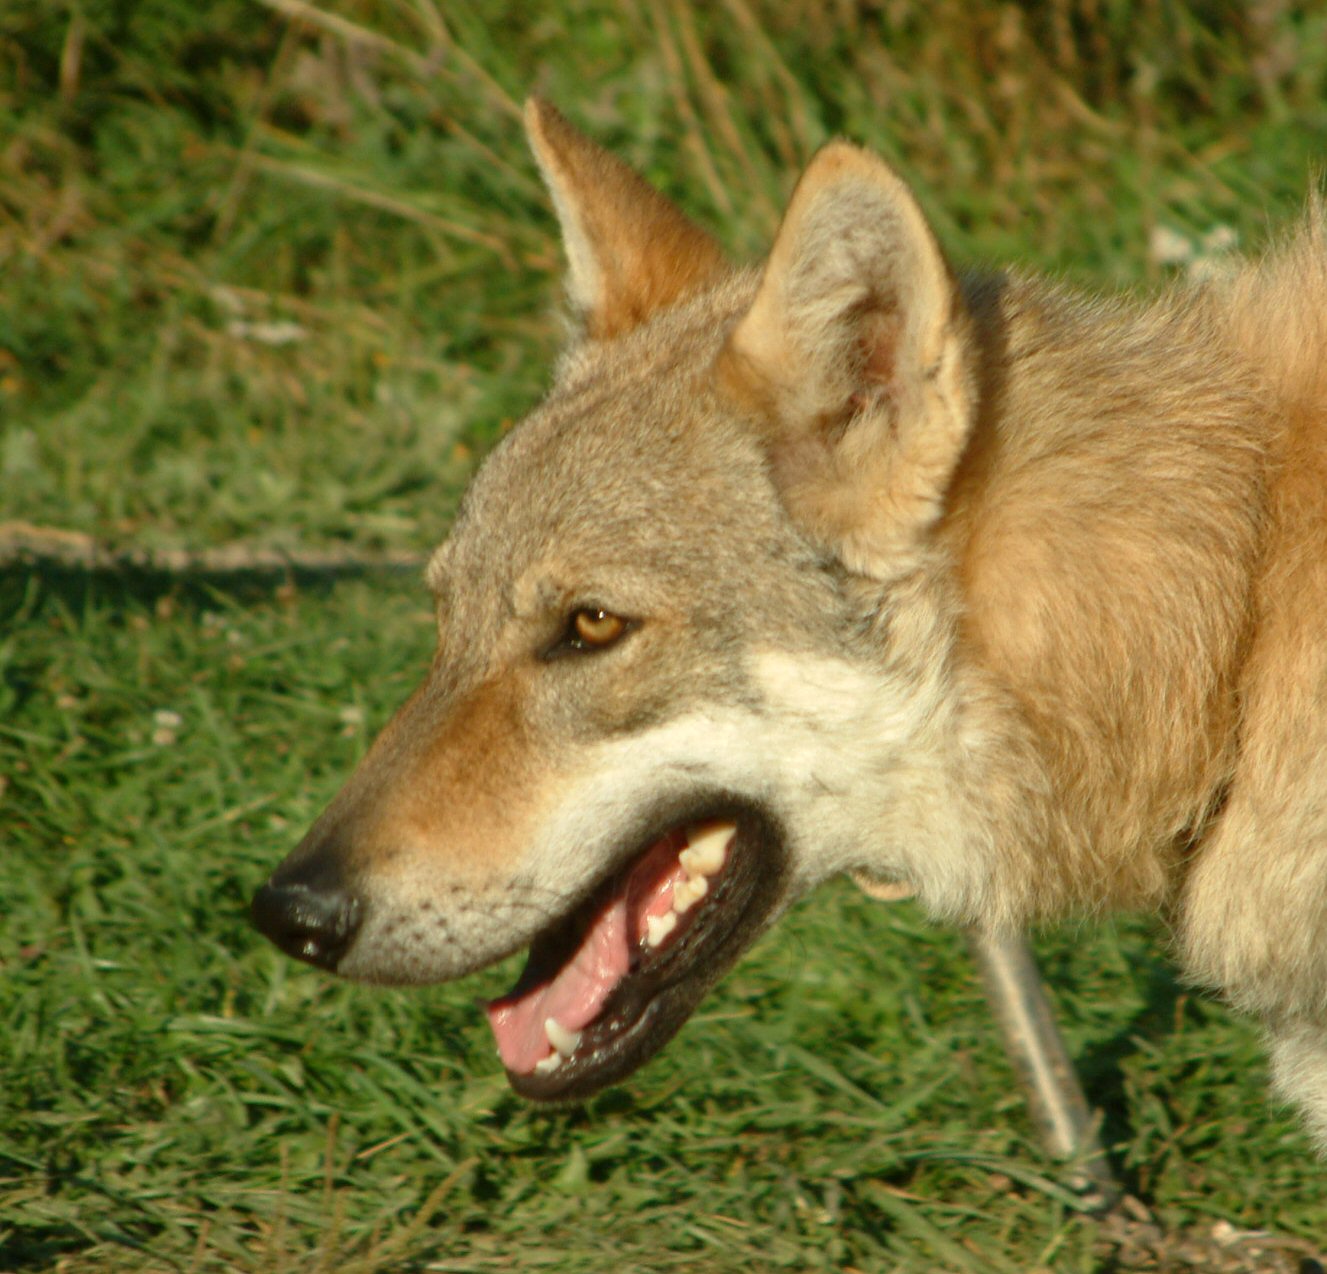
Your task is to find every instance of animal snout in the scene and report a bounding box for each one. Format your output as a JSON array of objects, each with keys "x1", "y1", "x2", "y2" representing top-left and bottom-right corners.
[{"x1": 250, "y1": 875, "x2": 363, "y2": 971}]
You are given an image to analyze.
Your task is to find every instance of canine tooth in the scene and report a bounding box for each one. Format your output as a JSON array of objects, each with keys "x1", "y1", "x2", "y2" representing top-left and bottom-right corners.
[
  {"x1": 681, "y1": 824, "x2": 731, "y2": 876},
  {"x1": 645, "y1": 911, "x2": 678, "y2": 947},
  {"x1": 544, "y1": 1017, "x2": 581, "y2": 1057},
  {"x1": 534, "y1": 1051, "x2": 563, "y2": 1074}
]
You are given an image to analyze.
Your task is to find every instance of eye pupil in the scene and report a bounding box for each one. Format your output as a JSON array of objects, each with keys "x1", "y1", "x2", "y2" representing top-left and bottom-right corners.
[{"x1": 573, "y1": 608, "x2": 625, "y2": 647}]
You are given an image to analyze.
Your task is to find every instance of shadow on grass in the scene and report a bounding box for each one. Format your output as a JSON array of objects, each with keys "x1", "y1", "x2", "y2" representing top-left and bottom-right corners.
[
  {"x1": 0, "y1": 561, "x2": 425, "y2": 730},
  {"x1": 1041, "y1": 934, "x2": 1188, "y2": 1196},
  {"x1": 1, "y1": 558, "x2": 420, "y2": 615}
]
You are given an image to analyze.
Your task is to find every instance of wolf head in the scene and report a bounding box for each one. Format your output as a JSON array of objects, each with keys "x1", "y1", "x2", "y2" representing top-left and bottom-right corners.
[{"x1": 252, "y1": 101, "x2": 998, "y2": 1100}]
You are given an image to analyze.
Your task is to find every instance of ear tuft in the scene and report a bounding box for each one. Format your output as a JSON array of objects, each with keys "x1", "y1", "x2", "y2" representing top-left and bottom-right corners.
[
  {"x1": 717, "y1": 141, "x2": 976, "y2": 576},
  {"x1": 525, "y1": 98, "x2": 728, "y2": 341}
]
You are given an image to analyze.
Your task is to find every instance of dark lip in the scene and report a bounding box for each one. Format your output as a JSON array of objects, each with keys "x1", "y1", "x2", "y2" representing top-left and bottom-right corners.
[{"x1": 504, "y1": 793, "x2": 788, "y2": 1102}]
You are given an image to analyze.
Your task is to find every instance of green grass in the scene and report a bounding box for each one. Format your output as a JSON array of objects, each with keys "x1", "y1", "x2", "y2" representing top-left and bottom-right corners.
[{"x1": 4, "y1": 2, "x2": 1327, "y2": 1270}]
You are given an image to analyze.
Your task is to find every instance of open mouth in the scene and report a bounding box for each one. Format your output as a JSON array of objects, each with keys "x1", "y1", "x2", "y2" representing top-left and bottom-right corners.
[{"x1": 485, "y1": 800, "x2": 785, "y2": 1100}]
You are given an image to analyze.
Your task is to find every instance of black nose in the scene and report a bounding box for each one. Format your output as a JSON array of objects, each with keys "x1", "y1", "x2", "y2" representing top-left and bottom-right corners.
[{"x1": 250, "y1": 879, "x2": 363, "y2": 971}]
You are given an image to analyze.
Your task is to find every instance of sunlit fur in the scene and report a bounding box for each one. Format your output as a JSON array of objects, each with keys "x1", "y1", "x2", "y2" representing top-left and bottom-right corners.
[{"x1": 269, "y1": 101, "x2": 1327, "y2": 1144}]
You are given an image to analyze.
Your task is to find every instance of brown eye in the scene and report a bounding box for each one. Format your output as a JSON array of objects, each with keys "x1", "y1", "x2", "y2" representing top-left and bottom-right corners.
[{"x1": 572, "y1": 608, "x2": 626, "y2": 648}]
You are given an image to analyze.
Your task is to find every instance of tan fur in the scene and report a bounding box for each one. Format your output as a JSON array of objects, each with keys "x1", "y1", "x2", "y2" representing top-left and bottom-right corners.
[
  {"x1": 297, "y1": 673, "x2": 557, "y2": 887},
  {"x1": 1178, "y1": 213, "x2": 1327, "y2": 1032},
  {"x1": 259, "y1": 104, "x2": 1327, "y2": 1144},
  {"x1": 525, "y1": 100, "x2": 728, "y2": 340},
  {"x1": 942, "y1": 278, "x2": 1269, "y2": 920},
  {"x1": 719, "y1": 141, "x2": 975, "y2": 577}
]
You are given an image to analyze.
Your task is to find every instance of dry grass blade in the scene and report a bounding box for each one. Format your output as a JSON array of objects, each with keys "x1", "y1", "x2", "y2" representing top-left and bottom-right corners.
[
  {"x1": 235, "y1": 148, "x2": 515, "y2": 260},
  {"x1": 668, "y1": 0, "x2": 780, "y2": 229},
  {"x1": 0, "y1": 521, "x2": 424, "y2": 576},
  {"x1": 718, "y1": 0, "x2": 821, "y2": 165},
  {"x1": 257, "y1": 0, "x2": 522, "y2": 119},
  {"x1": 645, "y1": 0, "x2": 735, "y2": 218},
  {"x1": 256, "y1": 0, "x2": 434, "y2": 77}
]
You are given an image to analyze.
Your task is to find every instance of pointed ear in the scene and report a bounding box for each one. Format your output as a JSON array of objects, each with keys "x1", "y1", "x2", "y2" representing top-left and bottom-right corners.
[
  {"x1": 717, "y1": 142, "x2": 976, "y2": 576},
  {"x1": 524, "y1": 98, "x2": 728, "y2": 341}
]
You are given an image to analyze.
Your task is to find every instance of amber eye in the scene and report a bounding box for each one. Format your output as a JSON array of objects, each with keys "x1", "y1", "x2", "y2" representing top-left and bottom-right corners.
[
  {"x1": 542, "y1": 606, "x2": 634, "y2": 660},
  {"x1": 571, "y1": 608, "x2": 627, "y2": 649}
]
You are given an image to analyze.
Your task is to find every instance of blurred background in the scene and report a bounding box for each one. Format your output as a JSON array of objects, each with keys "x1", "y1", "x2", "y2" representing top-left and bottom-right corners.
[{"x1": 3, "y1": 3, "x2": 1326, "y2": 1271}]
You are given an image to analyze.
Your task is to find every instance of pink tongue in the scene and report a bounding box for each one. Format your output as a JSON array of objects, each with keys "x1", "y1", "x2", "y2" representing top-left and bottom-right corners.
[{"x1": 485, "y1": 833, "x2": 687, "y2": 1075}]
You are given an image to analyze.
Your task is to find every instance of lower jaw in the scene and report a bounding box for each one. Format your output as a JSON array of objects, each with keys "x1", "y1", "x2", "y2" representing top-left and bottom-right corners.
[
  {"x1": 504, "y1": 800, "x2": 792, "y2": 1100},
  {"x1": 506, "y1": 1000, "x2": 662, "y2": 1101}
]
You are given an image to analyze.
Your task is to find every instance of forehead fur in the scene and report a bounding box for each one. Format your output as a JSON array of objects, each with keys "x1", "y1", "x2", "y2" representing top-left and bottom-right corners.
[{"x1": 430, "y1": 270, "x2": 818, "y2": 613}]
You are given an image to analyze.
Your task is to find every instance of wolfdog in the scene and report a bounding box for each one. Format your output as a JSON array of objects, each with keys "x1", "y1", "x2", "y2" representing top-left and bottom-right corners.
[{"x1": 252, "y1": 100, "x2": 1327, "y2": 1145}]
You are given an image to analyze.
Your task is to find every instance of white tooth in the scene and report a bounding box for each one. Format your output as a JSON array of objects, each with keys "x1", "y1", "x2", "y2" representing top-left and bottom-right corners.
[
  {"x1": 672, "y1": 878, "x2": 700, "y2": 914},
  {"x1": 645, "y1": 911, "x2": 678, "y2": 948},
  {"x1": 544, "y1": 1017, "x2": 581, "y2": 1057},
  {"x1": 682, "y1": 824, "x2": 731, "y2": 876},
  {"x1": 534, "y1": 1051, "x2": 563, "y2": 1074}
]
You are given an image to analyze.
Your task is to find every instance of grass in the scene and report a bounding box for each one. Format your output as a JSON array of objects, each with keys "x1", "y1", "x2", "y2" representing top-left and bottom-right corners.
[{"x1": 3, "y1": 1, "x2": 1327, "y2": 1270}]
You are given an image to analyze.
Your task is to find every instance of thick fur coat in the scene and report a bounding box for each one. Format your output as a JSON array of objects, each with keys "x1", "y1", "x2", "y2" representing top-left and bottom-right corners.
[{"x1": 254, "y1": 102, "x2": 1327, "y2": 1143}]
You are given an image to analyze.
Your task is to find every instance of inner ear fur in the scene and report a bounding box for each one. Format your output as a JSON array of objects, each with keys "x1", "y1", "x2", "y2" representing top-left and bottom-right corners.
[
  {"x1": 717, "y1": 142, "x2": 976, "y2": 577},
  {"x1": 525, "y1": 98, "x2": 728, "y2": 341}
]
